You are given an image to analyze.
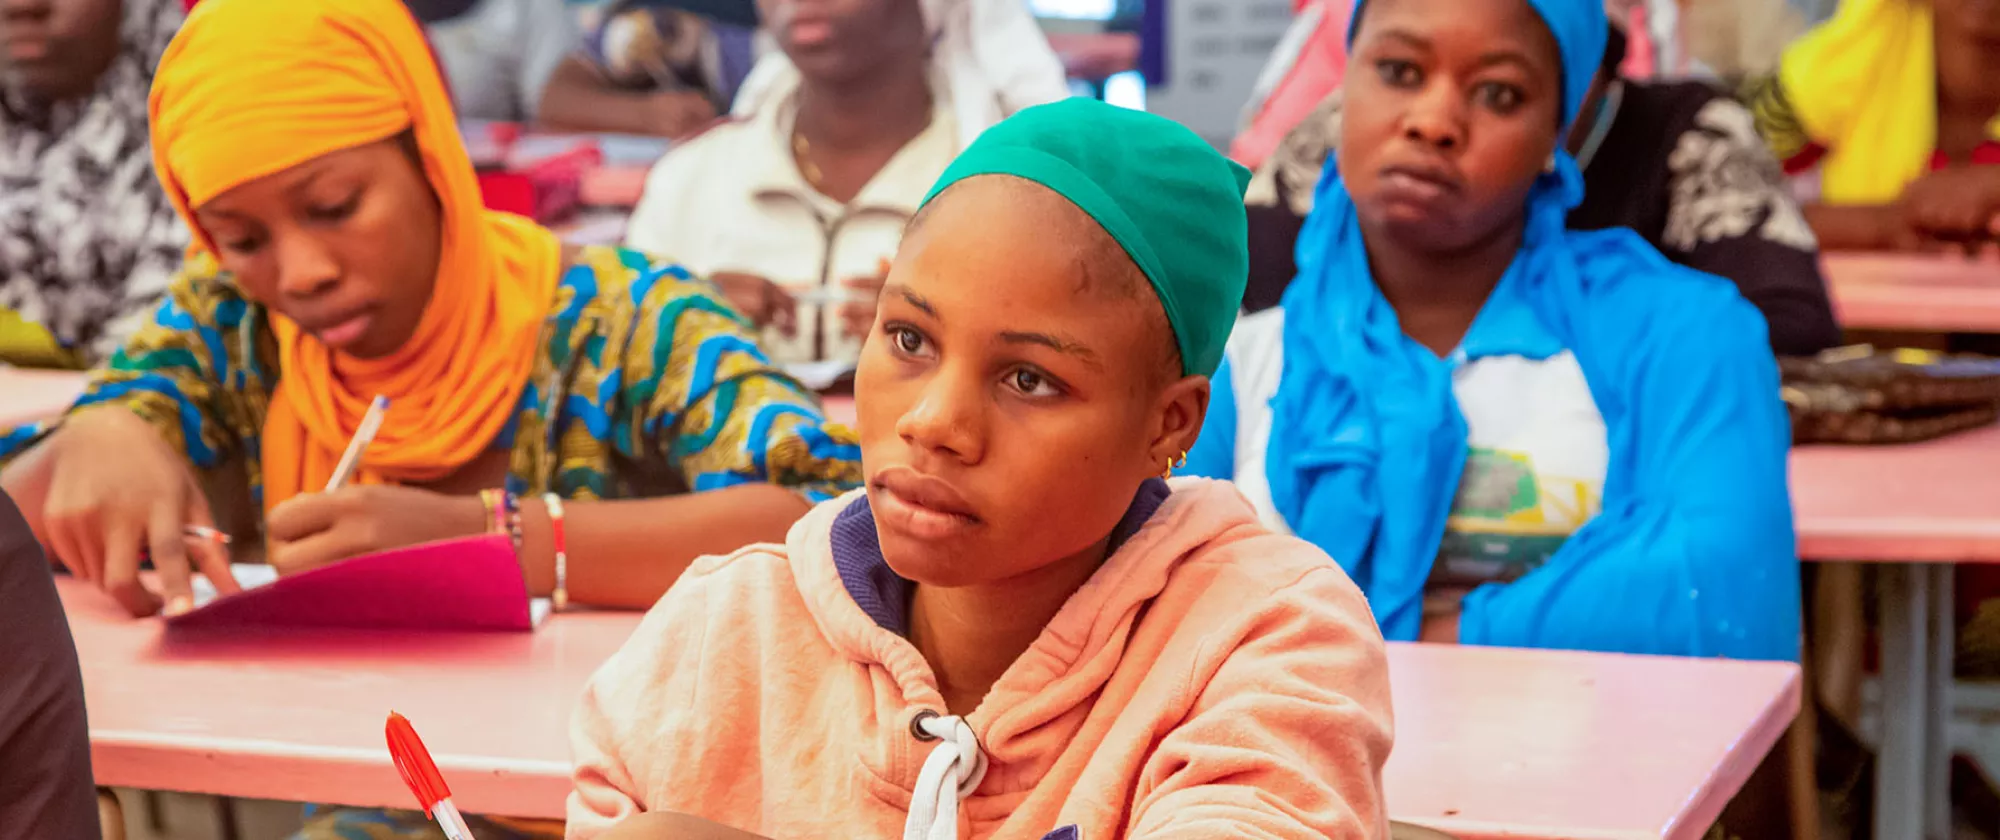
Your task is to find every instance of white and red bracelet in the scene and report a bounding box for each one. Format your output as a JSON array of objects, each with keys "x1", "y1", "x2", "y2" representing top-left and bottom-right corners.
[{"x1": 543, "y1": 492, "x2": 569, "y2": 612}]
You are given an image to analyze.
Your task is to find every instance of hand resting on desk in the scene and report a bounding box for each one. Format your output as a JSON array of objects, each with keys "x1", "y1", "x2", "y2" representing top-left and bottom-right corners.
[
  {"x1": 1899, "y1": 164, "x2": 2000, "y2": 246},
  {"x1": 1810, "y1": 165, "x2": 2000, "y2": 252},
  {"x1": 0, "y1": 405, "x2": 239, "y2": 617}
]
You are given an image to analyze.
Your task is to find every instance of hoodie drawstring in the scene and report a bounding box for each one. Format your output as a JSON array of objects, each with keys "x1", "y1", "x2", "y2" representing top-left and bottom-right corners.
[{"x1": 903, "y1": 713, "x2": 988, "y2": 840}]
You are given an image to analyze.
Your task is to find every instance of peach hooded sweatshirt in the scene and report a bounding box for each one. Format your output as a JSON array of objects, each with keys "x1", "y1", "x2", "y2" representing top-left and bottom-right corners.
[{"x1": 568, "y1": 478, "x2": 1394, "y2": 840}]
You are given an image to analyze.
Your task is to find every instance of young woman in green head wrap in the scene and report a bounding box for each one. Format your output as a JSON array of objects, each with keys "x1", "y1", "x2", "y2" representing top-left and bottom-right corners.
[
  {"x1": 1186, "y1": 0, "x2": 1799, "y2": 661},
  {"x1": 565, "y1": 97, "x2": 1394, "y2": 840}
]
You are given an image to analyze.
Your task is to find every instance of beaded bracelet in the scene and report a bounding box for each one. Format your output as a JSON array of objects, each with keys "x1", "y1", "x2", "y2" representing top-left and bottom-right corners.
[{"x1": 478, "y1": 488, "x2": 524, "y2": 557}]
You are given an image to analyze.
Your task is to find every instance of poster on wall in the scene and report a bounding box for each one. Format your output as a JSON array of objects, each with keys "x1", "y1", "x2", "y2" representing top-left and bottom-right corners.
[{"x1": 1143, "y1": 0, "x2": 1295, "y2": 149}]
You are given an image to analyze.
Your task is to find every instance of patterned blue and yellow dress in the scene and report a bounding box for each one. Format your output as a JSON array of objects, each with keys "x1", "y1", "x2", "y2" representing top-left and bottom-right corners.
[
  {"x1": 0, "y1": 245, "x2": 862, "y2": 839},
  {"x1": 0, "y1": 244, "x2": 860, "y2": 505}
]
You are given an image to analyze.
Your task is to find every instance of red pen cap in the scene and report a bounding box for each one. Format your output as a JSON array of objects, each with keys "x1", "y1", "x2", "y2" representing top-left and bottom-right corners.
[{"x1": 386, "y1": 712, "x2": 452, "y2": 811}]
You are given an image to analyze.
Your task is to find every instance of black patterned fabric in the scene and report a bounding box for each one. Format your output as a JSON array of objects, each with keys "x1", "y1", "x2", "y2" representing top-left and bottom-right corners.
[{"x1": 0, "y1": 0, "x2": 186, "y2": 365}]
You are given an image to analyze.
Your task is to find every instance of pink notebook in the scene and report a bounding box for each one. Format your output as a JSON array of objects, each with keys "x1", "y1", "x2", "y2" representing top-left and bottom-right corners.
[{"x1": 166, "y1": 535, "x2": 545, "y2": 632}]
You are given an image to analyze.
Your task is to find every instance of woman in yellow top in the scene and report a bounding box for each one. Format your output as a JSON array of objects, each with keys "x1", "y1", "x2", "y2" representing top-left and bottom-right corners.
[
  {"x1": 1745, "y1": 0, "x2": 2000, "y2": 250},
  {"x1": 0, "y1": 0, "x2": 860, "y2": 624}
]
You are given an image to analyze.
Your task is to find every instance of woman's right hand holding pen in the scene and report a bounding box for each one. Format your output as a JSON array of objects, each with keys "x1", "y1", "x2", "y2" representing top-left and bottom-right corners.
[
  {"x1": 0, "y1": 405, "x2": 239, "y2": 617},
  {"x1": 265, "y1": 485, "x2": 486, "y2": 577}
]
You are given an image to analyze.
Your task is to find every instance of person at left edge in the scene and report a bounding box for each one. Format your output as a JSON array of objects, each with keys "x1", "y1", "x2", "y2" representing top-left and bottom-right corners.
[
  {"x1": 0, "y1": 488, "x2": 98, "y2": 840},
  {"x1": 0, "y1": 0, "x2": 860, "y2": 624},
  {"x1": 0, "y1": 0, "x2": 188, "y2": 368}
]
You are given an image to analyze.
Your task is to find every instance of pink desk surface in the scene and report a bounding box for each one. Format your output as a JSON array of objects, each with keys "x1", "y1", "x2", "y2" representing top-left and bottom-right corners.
[
  {"x1": 579, "y1": 166, "x2": 649, "y2": 209},
  {"x1": 65, "y1": 574, "x2": 628, "y2": 817},
  {"x1": 822, "y1": 394, "x2": 856, "y2": 426},
  {"x1": 1791, "y1": 424, "x2": 2000, "y2": 562},
  {"x1": 1822, "y1": 252, "x2": 2000, "y2": 333},
  {"x1": 1046, "y1": 31, "x2": 1141, "y2": 79},
  {"x1": 0, "y1": 367, "x2": 85, "y2": 429},
  {"x1": 1384, "y1": 645, "x2": 1799, "y2": 840},
  {"x1": 65, "y1": 574, "x2": 1798, "y2": 838}
]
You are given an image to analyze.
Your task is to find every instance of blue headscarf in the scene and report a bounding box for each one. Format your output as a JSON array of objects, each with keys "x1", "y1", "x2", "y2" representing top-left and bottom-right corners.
[
  {"x1": 1261, "y1": 0, "x2": 1798, "y2": 657},
  {"x1": 1345, "y1": 0, "x2": 1607, "y2": 132}
]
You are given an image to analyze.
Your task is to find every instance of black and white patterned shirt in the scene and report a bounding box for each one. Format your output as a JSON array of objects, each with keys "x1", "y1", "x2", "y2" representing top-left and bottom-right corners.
[{"x1": 0, "y1": 0, "x2": 185, "y2": 365}]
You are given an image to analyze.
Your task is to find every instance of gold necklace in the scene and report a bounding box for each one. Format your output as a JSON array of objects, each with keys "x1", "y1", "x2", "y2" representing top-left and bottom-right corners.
[{"x1": 792, "y1": 130, "x2": 825, "y2": 192}]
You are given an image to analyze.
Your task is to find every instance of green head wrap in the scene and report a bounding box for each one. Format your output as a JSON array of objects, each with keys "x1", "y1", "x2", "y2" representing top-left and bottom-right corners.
[{"x1": 918, "y1": 98, "x2": 1252, "y2": 378}]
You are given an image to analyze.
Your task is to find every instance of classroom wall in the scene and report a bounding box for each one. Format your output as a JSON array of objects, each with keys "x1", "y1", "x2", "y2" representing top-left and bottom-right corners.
[{"x1": 1143, "y1": 0, "x2": 1295, "y2": 149}]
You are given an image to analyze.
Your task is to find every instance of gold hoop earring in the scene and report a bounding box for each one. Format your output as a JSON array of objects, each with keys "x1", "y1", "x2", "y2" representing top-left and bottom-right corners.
[{"x1": 1161, "y1": 450, "x2": 1187, "y2": 480}]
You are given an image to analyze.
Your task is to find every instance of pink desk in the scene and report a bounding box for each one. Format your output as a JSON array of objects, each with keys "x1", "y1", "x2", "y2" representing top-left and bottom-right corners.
[
  {"x1": 62, "y1": 575, "x2": 1797, "y2": 838},
  {"x1": 64, "y1": 578, "x2": 632, "y2": 819},
  {"x1": 822, "y1": 394, "x2": 856, "y2": 426},
  {"x1": 1382, "y1": 646, "x2": 1799, "y2": 840},
  {"x1": 1790, "y1": 427, "x2": 2000, "y2": 839},
  {"x1": 0, "y1": 367, "x2": 85, "y2": 429},
  {"x1": 579, "y1": 166, "x2": 648, "y2": 210},
  {"x1": 1045, "y1": 32, "x2": 1141, "y2": 79},
  {"x1": 1821, "y1": 252, "x2": 2000, "y2": 332},
  {"x1": 552, "y1": 209, "x2": 630, "y2": 247}
]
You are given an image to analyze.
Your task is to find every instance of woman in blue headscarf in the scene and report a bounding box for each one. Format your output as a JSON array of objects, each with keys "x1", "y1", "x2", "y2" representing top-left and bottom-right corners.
[{"x1": 1185, "y1": 0, "x2": 1799, "y2": 660}]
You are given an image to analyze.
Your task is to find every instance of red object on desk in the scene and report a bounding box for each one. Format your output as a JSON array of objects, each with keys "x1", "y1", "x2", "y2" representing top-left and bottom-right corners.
[
  {"x1": 474, "y1": 173, "x2": 537, "y2": 219},
  {"x1": 387, "y1": 712, "x2": 479, "y2": 839},
  {"x1": 463, "y1": 122, "x2": 602, "y2": 223},
  {"x1": 474, "y1": 145, "x2": 601, "y2": 223},
  {"x1": 387, "y1": 713, "x2": 452, "y2": 810}
]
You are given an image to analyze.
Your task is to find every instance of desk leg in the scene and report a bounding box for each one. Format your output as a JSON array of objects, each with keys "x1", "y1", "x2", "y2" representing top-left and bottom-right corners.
[
  {"x1": 1925, "y1": 563, "x2": 1955, "y2": 839},
  {"x1": 1878, "y1": 563, "x2": 1931, "y2": 840}
]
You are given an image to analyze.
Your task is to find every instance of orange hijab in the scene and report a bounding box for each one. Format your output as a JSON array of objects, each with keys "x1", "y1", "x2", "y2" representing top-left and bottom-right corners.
[{"x1": 148, "y1": 0, "x2": 561, "y2": 512}]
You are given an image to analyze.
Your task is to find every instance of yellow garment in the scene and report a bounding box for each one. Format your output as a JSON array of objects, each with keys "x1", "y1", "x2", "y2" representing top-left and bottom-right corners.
[
  {"x1": 148, "y1": 0, "x2": 561, "y2": 511},
  {"x1": 1778, "y1": 0, "x2": 2000, "y2": 204},
  {"x1": 0, "y1": 309, "x2": 82, "y2": 369}
]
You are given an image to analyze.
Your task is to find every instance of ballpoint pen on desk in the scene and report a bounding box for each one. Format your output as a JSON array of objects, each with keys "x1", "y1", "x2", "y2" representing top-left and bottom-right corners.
[
  {"x1": 386, "y1": 712, "x2": 478, "y2": 840},
  {"x1": 325, "y1": 395, "x2": 391, "y2": 492}
]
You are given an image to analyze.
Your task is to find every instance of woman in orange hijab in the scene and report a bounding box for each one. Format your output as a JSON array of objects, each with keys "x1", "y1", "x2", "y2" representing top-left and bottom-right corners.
[{"x1": 0, "y1": 0, "x2": 859, "y2": 627}]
